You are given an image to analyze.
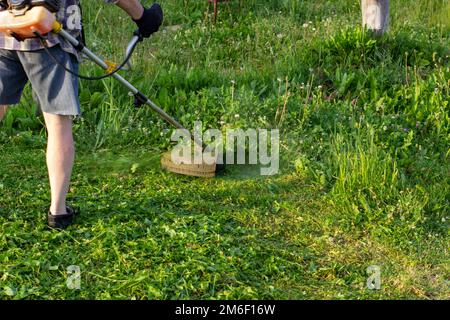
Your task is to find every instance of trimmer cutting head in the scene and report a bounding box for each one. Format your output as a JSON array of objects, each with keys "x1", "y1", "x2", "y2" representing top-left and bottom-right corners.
[{"x1": 160, "y1": 151, "x2": 223, "y2": 178}]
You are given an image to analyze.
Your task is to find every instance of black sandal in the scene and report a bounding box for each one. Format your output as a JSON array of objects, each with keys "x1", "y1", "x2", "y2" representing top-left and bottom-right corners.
[{"x1": 47, "y1": 206, "x2": 79, "y2": 229}]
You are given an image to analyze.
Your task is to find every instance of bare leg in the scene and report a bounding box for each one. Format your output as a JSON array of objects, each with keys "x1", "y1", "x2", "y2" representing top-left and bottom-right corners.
[
  {"x1": 43, "y1": 112, "x2": 75, "y2": 216},
  {"x1": 0, "y1": 105, "x2": 8, "y2": 121}
]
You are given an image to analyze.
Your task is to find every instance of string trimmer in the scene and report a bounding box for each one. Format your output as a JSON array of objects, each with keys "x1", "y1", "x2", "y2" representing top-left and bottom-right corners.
[{"x1": 0, "y1": 0, "x2": 223, "y2": 177}]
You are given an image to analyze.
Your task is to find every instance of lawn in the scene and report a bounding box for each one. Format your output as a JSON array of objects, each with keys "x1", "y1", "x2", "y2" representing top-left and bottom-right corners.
[{"x1": 0, "y1": 0, "x2": 449, "y2": 299}]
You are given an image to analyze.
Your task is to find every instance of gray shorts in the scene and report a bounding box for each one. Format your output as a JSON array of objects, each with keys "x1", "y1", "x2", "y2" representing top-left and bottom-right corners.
[{"x1": 0, "y1": 45, "x2": 80, "y2": 116}]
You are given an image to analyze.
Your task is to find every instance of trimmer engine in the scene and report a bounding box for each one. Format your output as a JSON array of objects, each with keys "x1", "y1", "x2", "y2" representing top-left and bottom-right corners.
[
  {"x1": 0, "y1": 0, "x2": 60, "y2": 40},
  {"x1": 1, "y1": 0, "x2": 60, "y2": 15}
]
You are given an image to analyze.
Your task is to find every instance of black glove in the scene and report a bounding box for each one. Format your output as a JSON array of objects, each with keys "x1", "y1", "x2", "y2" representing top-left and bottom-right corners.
[{"x1": 133, "y1": 3, "x2": 163, "y2": 38}]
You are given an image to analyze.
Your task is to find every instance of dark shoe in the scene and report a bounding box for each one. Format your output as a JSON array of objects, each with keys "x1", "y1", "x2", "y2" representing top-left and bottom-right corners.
[{"x1": 47, "y1": 206, "x2": 79, "y2": 229}]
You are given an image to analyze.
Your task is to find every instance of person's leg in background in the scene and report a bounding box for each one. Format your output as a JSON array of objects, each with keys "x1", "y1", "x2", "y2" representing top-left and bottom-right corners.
[
  {"x1": 0, "y1": 50, "x2": 26, "y2": 122},
  {"x1": 0, "y1": 105, "x2": 7, "y2": 120}
]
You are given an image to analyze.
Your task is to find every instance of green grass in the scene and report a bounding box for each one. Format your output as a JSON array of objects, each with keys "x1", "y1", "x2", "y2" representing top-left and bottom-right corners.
[{"x1": 0, "y1": 0, "x2": 449, "y2": 299}]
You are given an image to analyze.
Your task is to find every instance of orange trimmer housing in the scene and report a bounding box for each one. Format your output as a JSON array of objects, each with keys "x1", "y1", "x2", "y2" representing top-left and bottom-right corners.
[{"x1": 0, "y1": 6, "x2": 56, "y2": 40}]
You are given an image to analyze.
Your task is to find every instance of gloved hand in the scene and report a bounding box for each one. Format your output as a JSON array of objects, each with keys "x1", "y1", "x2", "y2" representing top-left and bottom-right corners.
[{"x1": 133, "y1": 3, "x2": 163, "y2": 38}]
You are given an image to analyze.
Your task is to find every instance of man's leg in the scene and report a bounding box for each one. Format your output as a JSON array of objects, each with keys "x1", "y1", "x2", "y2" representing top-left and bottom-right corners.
[
  {"x1": 18, "y1": 47, "x2": 80, "y2": 224},
  {"x1": 43, "y1": 112, "x2": 75, "y2": 216},
  {"x1": 0, "y1": 105, "x2": 8, "y2": 121}
]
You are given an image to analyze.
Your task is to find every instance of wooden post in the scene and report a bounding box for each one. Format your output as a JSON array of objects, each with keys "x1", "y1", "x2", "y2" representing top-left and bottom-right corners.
[
  {"x1": 208, "y1": 0, "x2": 242, "y2": 24},
  {"x1": 361, "y1": 0, "x2": 390, "y2": 35}
]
